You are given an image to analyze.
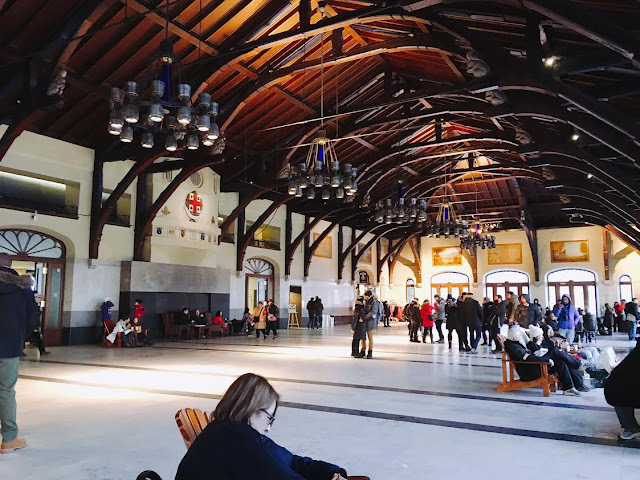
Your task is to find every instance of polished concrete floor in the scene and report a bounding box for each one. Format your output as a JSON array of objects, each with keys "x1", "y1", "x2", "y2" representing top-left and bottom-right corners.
[{"x1": 3, "y1": 323, "x2": 640, "y2": 480}]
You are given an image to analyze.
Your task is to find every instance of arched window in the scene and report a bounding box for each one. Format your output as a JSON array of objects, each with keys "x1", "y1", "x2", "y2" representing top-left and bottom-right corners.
[
  {"x1": 244, "y1": 258, "x2": 275, "y2": 309},
  {"x1": 620, "y1": 275, "x2": 633, "y2": 302},
  {"x1": 485, "y1": 270, "x2": 530, "y2": 300},
  {"x1": 547, "y1": 269, "x2": 597, "y2": 311},
  {"x1": 431, "y1": 272, "x2": 469, "y2": 300},
  {"x1": 406, "y1": 279, "x2": 416, "y2": 303}
]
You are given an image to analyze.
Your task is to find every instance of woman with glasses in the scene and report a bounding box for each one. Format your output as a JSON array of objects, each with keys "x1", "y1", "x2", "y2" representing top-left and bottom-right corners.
[{"x1": 175, "y1": 373, "x2": 349, "y2": 480}]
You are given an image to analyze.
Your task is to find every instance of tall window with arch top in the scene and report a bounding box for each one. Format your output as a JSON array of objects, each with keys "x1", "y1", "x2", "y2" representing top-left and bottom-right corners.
[
  {"x1": 547, "y1": 268, "x2": 597, "y2": 312},
  {"x1": 406, "y1": 279, "x2": 415, "y2": 304},
  {"x1": 620, "y1": 275, "x2": 633, "y2": 302}
]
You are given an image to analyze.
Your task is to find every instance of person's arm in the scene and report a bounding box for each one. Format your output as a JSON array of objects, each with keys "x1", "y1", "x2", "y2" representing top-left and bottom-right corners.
[{"x1": 290, "y1": 454, "x2": 347, "y2": 480}]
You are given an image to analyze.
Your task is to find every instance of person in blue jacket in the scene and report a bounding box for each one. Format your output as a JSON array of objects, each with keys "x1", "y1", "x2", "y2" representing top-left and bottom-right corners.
[
  {"x1": 175, "y1": 373, "x2": 349, "y2": 480},
  {"x1": 556, "y1": 294, "x2": 580, "y2": 344}
]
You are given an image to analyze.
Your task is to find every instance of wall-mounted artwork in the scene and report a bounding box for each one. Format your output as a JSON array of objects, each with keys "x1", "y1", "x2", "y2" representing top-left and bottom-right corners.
[
  {"x1": 313, "y1": 233, "x2": 332, "y2": 259},
  {"x1": 488, "y1": 243, "x2": 523, "y2": 265},
  {"x1": 550, "y1": 240, "x2": 589, "y2": 263},
  {"x1": 432, "y1": 246, "x2": 462, "y2": 266},
  {"x1": 358, "y1": 243, "x2": 372, "y2": 264}
]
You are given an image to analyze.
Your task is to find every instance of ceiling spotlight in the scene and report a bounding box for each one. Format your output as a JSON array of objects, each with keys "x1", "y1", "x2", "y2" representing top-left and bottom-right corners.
[
  {"x1": 542, "y1": 56, "x2": 559, "y2": 67},
  {"x1": 571, "y1": 131, "x2": 580, "y2": 142},
  {"x1": 586, "y1": 173, "x2": 593, "y2": 179}
]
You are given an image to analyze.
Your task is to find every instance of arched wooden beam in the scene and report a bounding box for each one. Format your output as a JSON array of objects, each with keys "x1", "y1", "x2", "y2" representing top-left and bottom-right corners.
[
  {"x1": 338, "y1": 223, "x2": 396, "y2": 281},
  {"x1": 380, "y1": 232, "x2": 419, "y2": 282},
  {"x1": 89, "y1": 147, "x2": 168, "y2": 259},
  {"x1": 304, "y1": 213, "x2": 360, "y2": 277},
  {"x1": 190, "y1": 9, "x2": 433, "y2": 98},
  {"x1": 285, "y1": 207, "x2": 349, "y2": 276},
  {"x1": 562, "y1": 204, "x2": 640, "y2": 252},
  {"x1": 407, "y1": 237, "x2": 422, "y2": 285},
  {"x1": 219, "y1": 34, "x2": 464, "y2": 131},
  {"x1": 389, "y1": 235, "x2": 422, "y2": 284},
  {"x1": 133, "y1": 154, "x2": 225, "y2": 260},
  {"x1": 568, "y1": 214, "x2": 640, "y2": 254},
  {"x1": 236, "y1": 195, "x2": 293, "y2": 272},
  {"x1": 218, "y1": 187, "x2": 268, "y2": 243}
]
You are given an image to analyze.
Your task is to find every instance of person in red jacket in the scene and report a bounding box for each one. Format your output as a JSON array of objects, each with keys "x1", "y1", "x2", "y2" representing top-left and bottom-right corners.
[
  {"x1": 131, "y1": 299, "x2": 152, "y2": 345},
  {"x1": 421, "y1": 299, "x2": 436, "y2": 343},
  {"x1": 213, "y1": 310, "x2": 228, "y2": 335},
  {"x1": 614, "y1": 301, "x2": 625, "y2": 333}
]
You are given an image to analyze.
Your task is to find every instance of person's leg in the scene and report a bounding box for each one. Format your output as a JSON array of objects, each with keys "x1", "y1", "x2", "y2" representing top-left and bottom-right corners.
[
  {"x1": 457, "y1": 327, "x2": 469, "y2": 350},
  {"x1": 629, "y1": 320, "x2": 637, "y2": 341},
  {"x1": 472, "y1": 325, "x2": 482, "y2": 350},
  {"x1": 566, "y1": 329, "x2": 575, "y2": 344},
  {"x1": 447, "y1": 328, "x2": 453, "y2": 348},
  {"x1": 481, "y1": 326, "x2": 488, "y2": 345},
  {"x1": 428, "y1": 326, "x2": 434, "y2": 343},
  {"x1": 422, "y1": 325, "x2": 427, "y2": 343},
  {"x1": 0, "y1": 357, "x2": 20, "y2": 444},
  {"x1": 367, "y1": 331, "x2": 373, "y2": 358},
  {"x1": 351, "y1": 338, "x2": 360, "y2": 357},
  {"x1": 490, "y1": 323, "x2": 502, "y2": 351},
  {"x1": 615, "y1": 407, "x2": 640, "y2": 432},
  {"x1": 272, "y1": 322, "x2": 278, "y2": 338},
  {"x1": 549, "y1": 360, "x2": 574, "y2": 391},
  {"x1": 435, "y1": 321, "x2": 444, "y2": 342}
]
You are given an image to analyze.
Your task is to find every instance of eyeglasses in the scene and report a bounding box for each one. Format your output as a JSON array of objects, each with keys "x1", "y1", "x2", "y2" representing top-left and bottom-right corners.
[{"x1": 260, "y1": 408, "x2": 276, "y2": 426}]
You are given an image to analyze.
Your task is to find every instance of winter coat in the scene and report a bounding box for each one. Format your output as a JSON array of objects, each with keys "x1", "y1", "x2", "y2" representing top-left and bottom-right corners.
[
  {"x1": 625, "y1": 301, "x2": 639, "y2": 320},
  {"x1": 605, "y1": 345, "x2": 640, "y2": 408},
  {"x1": 267, "y1": 303, "x2": 279, "y2": 323},
  {"x1": 503, "y1": 339, "x2": 550, "y2": 382},
  {"x1": 0, "y1": 267, "x2": 40, "y2": 358},
  {"x1": 506, "y1": 297, "x2": 517, "y2": 322},
  {"x1": 614, "y1": 303, "x2": 625, "y2": 317},
  {"x1": 352, "y1": 304, "x2": 367, "y2": 340},
  {"x1": 306, "y1": 299, "x2": 317, "y2": 316},
  {"x1": 556, "y1": 295, "x2": 580, "y2": 330},
  {"x1": 494, "y1": 301, "x2": 507, "y2": 325},
  {"x1": 446, "y1": 304, "x2": 459, "y2": 330},
  {"x1": 603, "y1": 307, "x2": 615, "y2": 328},
  {"x1": 101, "y1": 300, "x2": 114, "y2": 321},
  {"x1": 253, "y1": 306, "x2": 267, "y2": 329},
  {"x1": 133, "y1": 303, "x2": 146, "y2": 321},
  {"x1": 462, "y1": 297, "x2": 483, "y2": 327},
  {"x1": 383, "y1": 302, "x2": 391, "y2": 317},
  {"x1": 514, "y1": 303, "x2": 542, "y2": 328},
  {"x1": 435, "y1": 299, "x2": 446, "y2": 321},
  {"x1": 421, "y1": 303, "x2": 435, "y2": 327},
  {"x1": 406, "y1": 302, "x2": 421, "y2": 325},
  {"x1": 364, "y1": 297, "x2": 379, "y2": 331},
  {"x1": 583, "y1": 312, "x2": 597, "y2": 332},
  {"x1": 482, "y1": 301, "x2": 493, "y2": 326},
  {"x1": 176, "y1": 420, "x2": 347, "y2": 480}
]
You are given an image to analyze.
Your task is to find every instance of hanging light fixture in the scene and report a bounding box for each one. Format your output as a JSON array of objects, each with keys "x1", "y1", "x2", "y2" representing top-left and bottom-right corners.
[
  {"x1": 460, "y1": 221, "x2": 497, "y2": 250},
  {"x1": 424, "y1": 200, "x2": 469, "y2": 238},
  {"x1": 286, "y1": 15, "x2": 356, "y2": 200},
  {"x1": 107, "y1": 2, "x2": 221, "y2": 152},
  {"x1": 373, "y1": 181, "x2": 426, "y2": 224}
]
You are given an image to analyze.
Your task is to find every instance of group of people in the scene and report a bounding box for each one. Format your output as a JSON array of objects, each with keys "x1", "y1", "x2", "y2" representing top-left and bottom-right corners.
[
  {"x1": 102, "y1": 298, "x2": 152, "y2": 347},
  {"x1": 351, "y1": 290, "x2": 383, "y2": 358},
  {"x1": 174, "y1": 307, "x2": 230, "y2": 335},
  {"x1": 305, "y1": 296, "x2": 324, "y2": 329},
  {"x1": 248, "y1": 300, "x2": 280, "y2": 339}
]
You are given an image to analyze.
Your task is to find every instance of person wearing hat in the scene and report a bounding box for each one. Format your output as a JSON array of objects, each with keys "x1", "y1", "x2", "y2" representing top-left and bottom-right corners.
[
  {"x1": 361, "y1": 291, "x2": 380, "y2": 358},
  {"x1": 351, "y1": 297, "x2": 367, "y2": 358}
]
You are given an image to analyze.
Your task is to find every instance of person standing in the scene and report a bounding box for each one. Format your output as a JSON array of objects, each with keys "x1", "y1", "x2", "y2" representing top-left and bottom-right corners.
[
  {"x1": 407, "y1": 298, "x2": 421, "y2": 344},
  {"x1": 362, "y1": 291, "x2": 379, "y2": 358},
  {"x1": 306, "y1": 297, "x2": 316, "y2": 329},
  {"x1": 603, "y1": 303, "x2": 615, "y2": 335},
  {"x1": 266, "y1": 299, "x2": 279, "y2": 339},
  {"x1": 101, "y1": 297, "x2": 114, "y2": 324},
  {"x1": 490, "y1": 295, "x2": 506, "y2": 353},
  {"x1": 505, "y1": 291, "x2": 517, "y2": 325},
  {"x1": 481, "y1": 297, "x2": 493, "y2": 346},
  {"x1": 455, "y1": 295, "x2": 471, "y2": 352},
  {"x1": 351, "y1": 297, "x2": 367, "y2": 358},
  {"x1": 445, "y1": 297, "x2": 459, "y2": 350},
  {"x1": 315, "y1": 297, "x2": 324, "y2": 329},
  {"x1": 433, "y1": 295, "x2": 446, "y2": 343},
  {"x1": 132, "y1": 298, "x2": 146, "y2": 338},
  {"x1": 614, "y1": 301, "x2": 624, "y2": 333},
  {"x1": 462, "y1": 293, "x2": 483, "y2": 353},
  {"x1": 0, "y1": 255, "x2": 39, "y2": 453},
  {"x1": 514, "y1": 294, "x2": 541, "y2": 328},
  {"x1": 557, "y1": 294, "x2": 580, "y2": 344},
  {"x1": 382, "y1": 301, "x2": 391, "y2": 327},
  {"x1": 24, "y1": 295, "x2": 49, "y2": 356},
  {"x1": 420, "y1": 299, "x2": 435, "y2": 343},
  {"x1": 626, "y1": 298, "x2": 639, "y2": 342},
  {"x1": 604, "y1": 341, "x2": 640, "y2": 440},
  {"x1": 253, "y1": 302, "x2": 267, "y2": 339}
]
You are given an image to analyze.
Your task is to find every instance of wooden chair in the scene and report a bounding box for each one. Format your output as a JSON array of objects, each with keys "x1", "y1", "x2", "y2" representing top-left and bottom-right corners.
[
  {"x1": 162, "y1": 313, "x2": 180, "y2": 339},
  {"x1": 175, "y1": 408, "x2": 212, "y2": 449},
  {"x1": 496, "y1": 335, "x2": 558, "y2": 397},
  {"x1": 101, "y1": 319, "x2": 121, "y2": 348}
]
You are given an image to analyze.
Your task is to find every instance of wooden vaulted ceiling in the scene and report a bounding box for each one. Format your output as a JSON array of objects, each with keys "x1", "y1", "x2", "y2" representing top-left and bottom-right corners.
[{"x1": 2, "y1": 0, "x2": 640, "y2": 250}]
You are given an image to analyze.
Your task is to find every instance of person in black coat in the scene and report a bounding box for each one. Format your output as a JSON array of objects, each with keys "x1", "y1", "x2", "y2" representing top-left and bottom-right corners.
[
  {"x1": 454, "y1": 296, "x2": 471, "y2": 352},
  {"x1": 481, "y1": 297, "x2": 493, "y2": 346},
  {"x1": 490, "y1": 295, "x2": 507, "y2": 353},
  {"x1": 462, "y1": 293, "x2": 483, "y2": 353},
  {"x1": 605, "y1": 341, "x2": 640, "y2": 440},
  {"x1": 0, "y1": 258, "x2": 40, "y2": 452},
  {"x1": 351, "y1": 297, "x2": 367, "y2": 357},
  {"x1": 445, "y1": 298, "x2": 458, "y2": 350},
  {"x1": 175, "y1": 373, "x2": 349, "y2": 480}
]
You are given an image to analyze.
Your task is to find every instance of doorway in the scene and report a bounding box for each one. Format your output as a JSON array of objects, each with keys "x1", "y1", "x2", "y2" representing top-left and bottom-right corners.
[
  {"x1": 289, "y1": 285, "x2": 302, "y2": 324},
  {"x1": 0, "y1": 229, "x2": 65, "y2": 345},
  {"x1": 244, "y1": 258, "x2": 275, "y2": 310}
]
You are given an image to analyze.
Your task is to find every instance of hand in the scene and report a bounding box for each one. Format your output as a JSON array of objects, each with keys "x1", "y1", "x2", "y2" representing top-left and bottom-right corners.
[
  {"x1": 359, "y1": 319, "x2": 363, "y2": 322},
  {"x1": 548, "y1": 359, "x2": 554, "y2": 367},
  {"x1": 332, "y1": 475, "x2": 347, "y2": 480}
]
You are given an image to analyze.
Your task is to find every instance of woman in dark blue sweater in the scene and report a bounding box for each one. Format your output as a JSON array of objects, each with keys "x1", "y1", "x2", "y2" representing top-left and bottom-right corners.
[{"x1": 175, "y1": 373, "x2": 348, "y2": 480}]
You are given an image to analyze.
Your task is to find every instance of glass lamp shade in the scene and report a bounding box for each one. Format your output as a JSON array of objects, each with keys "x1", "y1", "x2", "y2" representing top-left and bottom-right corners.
[
  {"x1": 288, "y1": 180, "x2": 297, "y2": 195},
  {"x1": 209, "y1": 102, "x2": 219, "y2": 117},
  {"x1": 306, "y1": 187, "x2": 316, "y2": 200},
  {"x1": 165, "y1": 116, "x2": 178, "y2": 130},
  {"x1": 295, "y1": 186, "x2": 303, "y2": 197},
  {"x1": 109, "y1": 110, "x2": 124, "y2": 128},
  {"x1": 178, "y1": 84, "x2": 191, "y2": 101},
  {"x1": 120, "y1": 126, "x2": 133, "y2": 143},
  {"x1": 196, "y1": 114, "x2": 210, "y2": 132},
  {"x1": 207, "y1": 123, "x2": 219, "y2": 140},
  {"x1": 335, "y1": 187, "x2": 345, "y2": 199},
  {"x1": 149, "y1": 103, "x2": 164, "y2": 122},
  {"x1": 124, "y1": 104, "x2": 139, "y2": 123},
  {"x1": 151, "y1": 80, "x2": 165, "y2": 98},
  {"x1": 165, "y1": 134, "x2": 177, "y2": 151},
  {"x1": 108, "y1": 123, "x2": 122, "y2": 135},
  {"x1": 314, "y1": 174, "x2": 325, "y2": 187},
  {"x1": 186, "y1": 134, "x2": 199, "y2": 150},
  {"x1": 202, "y1": 137, "x2": 214, "y2": 146},
  {"x1": 331, "y1": 175, "x2": 341, "y2": 187},
  {"x1": 110, "y1": 88, "x2": 124, "y2": 105},
  {"x1": 321, "y1": 188, "x2": 331, "y2": 200},
  {"x1": 346, "y1": 187, "x2": 355, "y2": 196},
  {"x1": 198, "y1": 93, "x2": 211, "y2": 107},
  {"x1": 125, "y1": 81, "x2": 138, "y2": 97},
  {"x1": 298, "y1": 176, "x2": 308, "y2": 188},
  {"x1": 177, "y1": 106, "x2": 191, "y2": 125},
  {"x1": 141, "y1": 132, "x2": 154, "y2": 148}
]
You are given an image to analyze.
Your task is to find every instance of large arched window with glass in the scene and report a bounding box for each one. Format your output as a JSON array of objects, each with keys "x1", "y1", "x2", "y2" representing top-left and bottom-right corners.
[
  {"x1": 485, "y1": 270, "x2": 530, "y2": 300},
  {"x1": 619, "y1": 275, "x2": 633, "y2": 302},
  {"x1": 431, "y1": 272, "x2": 470, "y2": 300},
  {"x1": 547, "y1": 269, "x2": 597, "y2": 311},
  {"x1": 406, "y1": 279, "x2": 415, "y2": 303}
]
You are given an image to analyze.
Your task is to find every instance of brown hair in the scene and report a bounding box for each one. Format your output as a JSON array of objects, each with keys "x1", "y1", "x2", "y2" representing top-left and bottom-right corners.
[{"x1": 214, "y1": 373, "x2": 280, "y2": 423}]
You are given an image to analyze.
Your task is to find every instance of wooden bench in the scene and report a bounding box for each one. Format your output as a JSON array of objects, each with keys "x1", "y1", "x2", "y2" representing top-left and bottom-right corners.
[
  {"x1": 496, "y1": 335, "x2": 558, "y2": 397},
  {"x1": 101, "y1": 319, "x2": 121, "y2": 348}
]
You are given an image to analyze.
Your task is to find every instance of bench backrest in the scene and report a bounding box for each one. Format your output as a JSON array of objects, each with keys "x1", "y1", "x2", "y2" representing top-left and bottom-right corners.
[{"x1": 175, "y1": 408, "x2": 212, "y2": 449}]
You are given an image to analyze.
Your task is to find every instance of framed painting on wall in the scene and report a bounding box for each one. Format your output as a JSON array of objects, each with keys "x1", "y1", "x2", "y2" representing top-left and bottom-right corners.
[
  {"x1": 358, "y1": 243, "x2": 372, "y2": 264},
  {"x1": 432, "y1": 246, "x2": 462, "y2": 266},
  {"x1": 488, "y1": 243, "x2": 523, "y2": 265},
  {"x1": 313, "y1": 233, "x2": 332, "y2": 259},
  {"x1": 550, "y1": 240, "x2": 589, "y2": 263}
]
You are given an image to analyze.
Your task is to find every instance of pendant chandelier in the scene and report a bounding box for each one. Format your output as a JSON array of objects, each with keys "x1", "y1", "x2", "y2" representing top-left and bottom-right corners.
[
  {"x1": 107, "y1": 3, "x2": 219, "y2": 151},
  {"x1": 460, "y1": 221, "x2": 497, "y2": 250},
  {"x1": 287, "y1": 130, "x2": 357, "y2": 200},
  {"x1": 286, "y1": 15, "x2": 356, "y2": 201},
  {"x1": 424, "y1": 201, "x2": 469, "y2": 238},
  {"x1": 374, "y1": 181, "x2": 427, "y2": 224}
]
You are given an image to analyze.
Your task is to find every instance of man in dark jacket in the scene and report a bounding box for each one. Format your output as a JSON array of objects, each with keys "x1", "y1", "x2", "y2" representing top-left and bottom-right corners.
[
  {"x1": 0, "y1": 255, "x2": 39, "y2": 453},
  {"x1": 306, "y1": 298, "x2": 316, "y2": 328},
  {"x1": 514, "y1": 294, "x2": 542, "y2": 328},
  {"x1": 462, "y1": 293, "x2": 483, "y2": 353},
  {"x1": 351, "y1": 297, "x2": 367, "y2": 358},
  {"x1": 407, "y1": 298, "x2": 421, "y2": 344},
  {"x1": 625, "y1": 298, "x2": 639, "y2": 341},
  {"x1": 605, "y1": 341, "x2": 640, "y2": 439},
  {"x1": 491, "y1": 295, "x2": 507, "y2": 353},
  {"x1": 362, "y1": 291, "x2": 379, "y2": 358}
]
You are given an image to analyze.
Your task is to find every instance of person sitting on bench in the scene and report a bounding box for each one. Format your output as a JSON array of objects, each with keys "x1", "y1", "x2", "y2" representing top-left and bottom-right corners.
[
  {"x1": 175, "y1": 307, "x2": 192, "y2": 337},
  {"x1": 213, "y1": 310, "x2": 228, "y2": 335},
  {"x1": 191, "y1": 309, "x2": 206, "y2": 325},
  {"x1": 175, "y1": 373, "x2": 350, "y2": 480}
]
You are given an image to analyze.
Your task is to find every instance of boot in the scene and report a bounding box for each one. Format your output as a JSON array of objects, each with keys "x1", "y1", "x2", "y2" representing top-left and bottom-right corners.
[
  {"x1": 367, "y1": 350, "x2": 372, "y2": 359},
  {"x1": 0, "y1": 438, "x2": 27, "y2": 453},
  {"x1": 430, "y1": 333, "x2": 434, "y2": 344},
  {"x1": 422, "y1": 334, "x2": 427, "y2": 343},
  {"x1": 351, "y1": 339, "x2": 359, "y2": 357},
  {"x1": 359, "y1": 350, "x2": 366, "y2": 357}
]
